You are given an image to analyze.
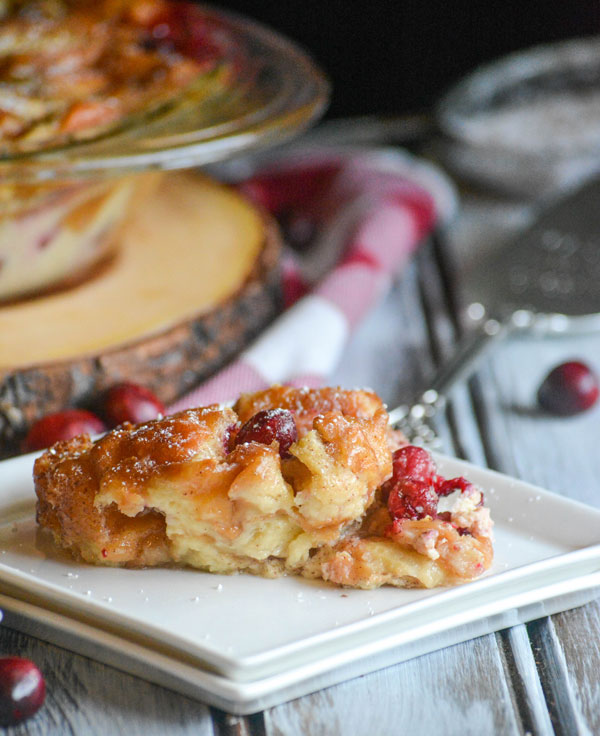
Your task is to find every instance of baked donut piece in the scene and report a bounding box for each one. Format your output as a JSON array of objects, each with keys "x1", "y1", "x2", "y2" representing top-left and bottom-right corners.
[
  {"x1": 34, "y1": 406, "x2": 233, "y2": 567},
  {"x1": 34, "y1": 388, "x2": 392, "y2": 574},
  {"x1": 34, "y1": 387, "x2": 494, "y2": 587},
  {"x1": 302, "y1": 448, "x2": 494, "y2": 589},
  {"x1": 302, "y1": 494, "x2": 493, "y2": 589}
]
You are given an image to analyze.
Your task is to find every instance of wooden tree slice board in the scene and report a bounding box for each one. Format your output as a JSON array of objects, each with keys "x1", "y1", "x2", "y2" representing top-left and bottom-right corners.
[{"x1": 0, "y1": 172, "x2": 282, "y2": 455}]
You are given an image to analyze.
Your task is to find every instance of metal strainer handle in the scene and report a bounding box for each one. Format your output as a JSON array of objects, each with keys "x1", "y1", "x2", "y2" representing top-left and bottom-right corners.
[{"x1": 387, "y1": 314, "x2": 516, "y2": 443}]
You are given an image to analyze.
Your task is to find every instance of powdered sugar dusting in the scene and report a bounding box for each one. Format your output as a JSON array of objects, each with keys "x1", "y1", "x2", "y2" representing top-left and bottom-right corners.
[{"x1": 461, "y1": 91, "x2": 600, "y2": 154}]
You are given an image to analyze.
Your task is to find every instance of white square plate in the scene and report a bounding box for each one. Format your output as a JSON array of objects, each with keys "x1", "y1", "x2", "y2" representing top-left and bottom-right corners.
[{"x1": 0, "y1": 451, "x2": 599, "y2": 713}]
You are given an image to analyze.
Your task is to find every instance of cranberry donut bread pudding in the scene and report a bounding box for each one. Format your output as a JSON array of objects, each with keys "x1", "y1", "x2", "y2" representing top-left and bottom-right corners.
[{"x1": 34, "y1": 387, "x2": 493, "y2": 588}]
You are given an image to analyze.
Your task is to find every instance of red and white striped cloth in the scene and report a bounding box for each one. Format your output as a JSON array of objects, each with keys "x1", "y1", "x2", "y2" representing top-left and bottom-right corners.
[{"x1": 168, "y1": 146, "x2": 457, "y2": 412}]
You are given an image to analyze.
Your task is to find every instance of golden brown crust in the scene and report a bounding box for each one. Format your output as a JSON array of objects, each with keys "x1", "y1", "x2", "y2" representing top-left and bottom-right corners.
[
  {"x1": 303, "y1": 482, "x2": 494, "y2": 588},
  {"x1": 34, "y1": 435, "x2": 171, "y2": 566},
  {"x1": 234, "y1": 386, "x2": 386, "y2": 438},
  {"x1": 34, "y1": 387, "x2": 494, "y2": 587},
  {"x1": 34, "y1": 406, "x2": 235, "y2": 565},
  {"x1": 34, "y1": 389, "x2": 393, "y2": 572}
]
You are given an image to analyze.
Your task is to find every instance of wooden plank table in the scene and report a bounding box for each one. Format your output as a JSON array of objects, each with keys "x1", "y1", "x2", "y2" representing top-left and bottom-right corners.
[{"x1": 2, "y1": 186, "x2": 599, "y2": 735}]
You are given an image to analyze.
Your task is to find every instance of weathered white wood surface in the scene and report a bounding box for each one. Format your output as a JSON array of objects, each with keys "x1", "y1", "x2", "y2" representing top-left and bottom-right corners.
[{"x1": 2, "y1": 191, "x2": 600, "y2": 735}]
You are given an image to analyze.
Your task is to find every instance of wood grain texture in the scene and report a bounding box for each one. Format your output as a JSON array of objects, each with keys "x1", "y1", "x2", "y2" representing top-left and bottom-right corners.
[
  {"x1": 496, "y1": 626, "x2": 554, "y2": 736},
  {"x1": 550, "y1": 602, "x2": 600, "y2": 735},
  {"x1": 263, "y1": 635, "x2": 522, "y2": 736},
  {"x1": 527, "y1": 618, "x2": 584, "y2": 736},
  {"x1": 447, "y1": 196, "x2": 600, "y2": 736},
  {"x1": 0, "y1": 627, "x2": 215, "y2": 736}
]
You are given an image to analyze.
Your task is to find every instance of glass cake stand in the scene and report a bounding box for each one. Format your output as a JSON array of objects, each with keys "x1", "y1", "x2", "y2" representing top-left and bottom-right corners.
[
  {"x1": 0, "y1": 2, "x2": 329, "y2": 301},
  {"x1": 0, "y1": 3, "x2": 329, "y2": 182}
]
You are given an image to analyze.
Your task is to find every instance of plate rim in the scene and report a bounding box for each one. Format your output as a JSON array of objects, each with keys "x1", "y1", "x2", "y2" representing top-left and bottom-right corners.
[
  {"x1": 2, "y1": 572, "x2": 599, "y2": 714},
  {"x1": 1, "y1": 452, "x2": 600, "y2": 681}
]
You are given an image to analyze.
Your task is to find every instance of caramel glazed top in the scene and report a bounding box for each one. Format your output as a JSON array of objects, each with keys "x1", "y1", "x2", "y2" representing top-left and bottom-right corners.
[{"x1": 34, "y1": 387, "x2": 493, "y2": 589}]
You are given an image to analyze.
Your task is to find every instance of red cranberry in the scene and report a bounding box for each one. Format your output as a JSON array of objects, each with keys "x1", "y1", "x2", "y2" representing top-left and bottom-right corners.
[
  {"x1": 103, "y1": 383, "x2": 165, "y2": 427},
  {"x1": 436, "y1": 476, "x2": 474, "y2": 498},
  {"x1": 385, "y1": 446, "x2": 482, "y2": 522},
  {"x1": 537, "y1": 361, "x2": 599, "y2": 416},
  {"x1": 234, "y1": 409, "x2": 298, "y2": 458},
  {"x1": 391, "y1": 445, "x2": 438, "y2": 485},
  {"x1": 388, "y1": 478, "x2": 438, "y2": 520},
  {"x1": 0, "y1": 657, "x2": 45, "y2": 727},
  {"x1": 385, "y1": 446, "x2": 439, "y2": 521},
  {"x1": 23, "y1": 410, "x2": 105, "y2": 452}
]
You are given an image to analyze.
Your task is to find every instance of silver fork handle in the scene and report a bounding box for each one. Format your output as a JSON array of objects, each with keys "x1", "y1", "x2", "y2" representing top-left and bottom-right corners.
[{"x1": 388, "y1": 316, "x2": 514, "y2": 431}]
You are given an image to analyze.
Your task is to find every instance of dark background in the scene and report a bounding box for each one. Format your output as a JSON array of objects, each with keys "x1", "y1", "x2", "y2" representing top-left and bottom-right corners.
[{"x1": 220, "y1": 1, "x2": 600, "y2": 118}]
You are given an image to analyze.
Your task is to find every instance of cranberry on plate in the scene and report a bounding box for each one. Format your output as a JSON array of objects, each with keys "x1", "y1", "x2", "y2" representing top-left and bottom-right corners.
[
  {"x1": 234, "y1": 409, "x2": 298, "y2": 458},
  {"x1": 385, "y1": 445, "x2": 479, "y2": 522}
]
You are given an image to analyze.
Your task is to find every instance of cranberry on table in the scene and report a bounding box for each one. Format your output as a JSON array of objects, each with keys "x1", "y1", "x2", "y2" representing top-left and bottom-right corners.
[
  {"x1": 23, "y1": 410, "x2": 105, "y2": 452},
  {"x1": 0, "y1": 657, "x2": 45, "y2": 727},
  {"x1": 234, "y1": 409, "x2": 298, "y2": 458},
  {"x1": 103, "y1": 382, "x2": 165, "y2": 427},
  {"x1": 537, "y1": 360, "x2": 599, "y2": 416}
]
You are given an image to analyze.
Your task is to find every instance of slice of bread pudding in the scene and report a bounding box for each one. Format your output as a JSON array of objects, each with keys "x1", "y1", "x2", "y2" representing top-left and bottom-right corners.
[{"x1": 34, "y1": 387, "x2": 493, "y2": 588}]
